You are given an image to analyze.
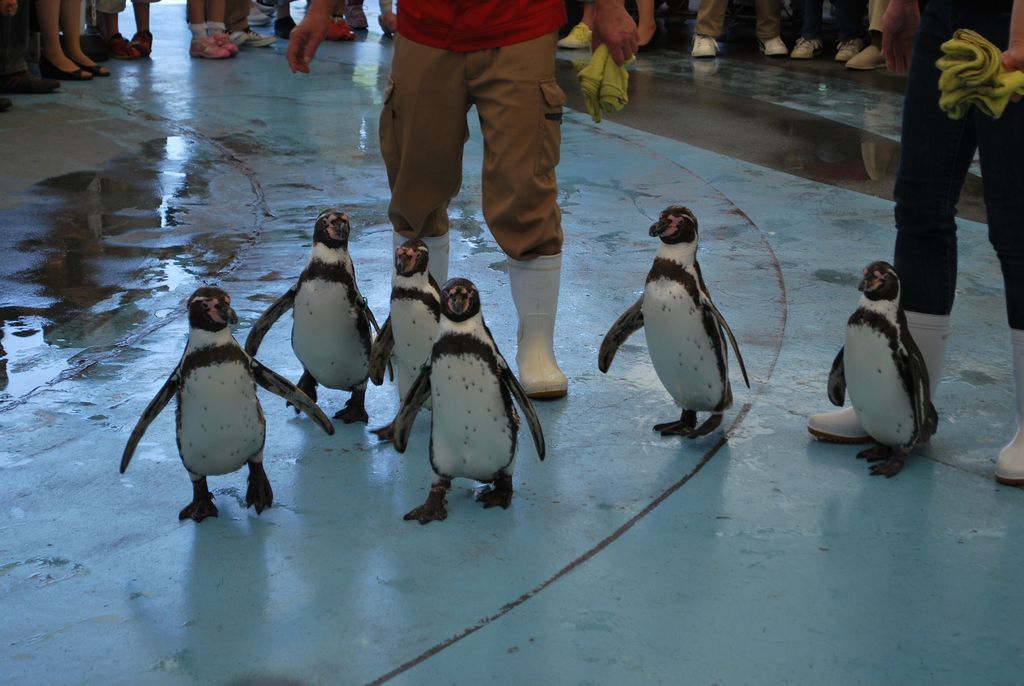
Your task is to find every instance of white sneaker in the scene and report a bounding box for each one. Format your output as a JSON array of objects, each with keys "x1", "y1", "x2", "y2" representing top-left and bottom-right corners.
[
  {"x1": 231, "y1": 29, "x2": 276, "y2": 47},
  {"x1": 790, "y1": 37, "x2": 822, "y2": 59},
  {"x1": 557, "y1": 23, "x2": 592, "y2": 50},
  {"x1": 835, "y1": 38, "x2": 865, "y2": 62},
  {"x1": 807, "y1": 407, "x2": 872, "y2": 444},
  {"x1": 758, "y1": 35, "x2": 789, "y2": 57},
  {"x1": 691, "y1": 34, "x2": 718, "y2": 58}
]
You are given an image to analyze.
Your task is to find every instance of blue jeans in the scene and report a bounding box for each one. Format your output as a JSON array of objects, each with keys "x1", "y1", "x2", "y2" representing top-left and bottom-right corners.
[
  {"x1": 801, "y1": 0, "x2": 867, "y2": 42},
  {"x1": 893, "y1": 0, "x2": 1024, "y2": 328}
]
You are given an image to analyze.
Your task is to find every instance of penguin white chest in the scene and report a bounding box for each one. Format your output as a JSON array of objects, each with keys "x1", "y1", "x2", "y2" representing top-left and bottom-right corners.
[
  {"x1": 845, "y1": 323, "x2": 916, "y2": 446},
  {"x1": 178, "y1": 362, "x2": 265, "y2": 476},
  {"x1": 391, "y1": 297, "x2": 438, "y2": 400},
  {"x1": 430, "y1": 353, "x2": 515, "y2": 481},
  {"x1": 642, "y1": 278, "x2": 726, "y2": 410},
  {"x1": 292, "y1": 279, "x2": 368, "y2": 388}
]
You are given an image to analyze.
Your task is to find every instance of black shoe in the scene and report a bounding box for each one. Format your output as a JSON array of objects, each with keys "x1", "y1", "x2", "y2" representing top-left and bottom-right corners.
[
  {"x1": 38, "y1": 56, "x2": 94, "y2": 81},
  {"x1": 0, "y1": 97, "x2": 11, "y2": 111},
  {"x1": 0, "y1": 70, "x2": 60, "y2": 93},
  {"x1": 274, "y1": 16, "x2": 296, "y2": 39}
]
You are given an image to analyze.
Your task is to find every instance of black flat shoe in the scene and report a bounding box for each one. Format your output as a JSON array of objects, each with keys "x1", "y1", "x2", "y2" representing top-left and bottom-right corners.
[
  {"x1": 38, "y1": 56, "x2": 94, "y2": 81},
  {"x1": 73, "y1": 61, "x2": 111, "y2": 77}
]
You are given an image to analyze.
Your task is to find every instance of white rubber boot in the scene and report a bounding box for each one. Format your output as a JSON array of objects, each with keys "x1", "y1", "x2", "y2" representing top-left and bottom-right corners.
[
  {"x1": 807, "y1": 311, "x2": 949, "y2": 443},
  {"x1": 507, "y1": 253, "x2": 567, "y2": 399},
  {"x1": 996, "y1": 329, "x2": 1024, "y2": 485}
]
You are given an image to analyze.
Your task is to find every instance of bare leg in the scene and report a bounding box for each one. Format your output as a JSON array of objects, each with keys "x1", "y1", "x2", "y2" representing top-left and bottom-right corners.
[
  {"x1": 60, "y1": 0, "x2": 101, "y2": 68},
  {"x1": 637, "y1": 0, "x2": 656, "y2": 45},
  {"x1": 36, "y1": 0, "x2": 83, "y2": 73}
]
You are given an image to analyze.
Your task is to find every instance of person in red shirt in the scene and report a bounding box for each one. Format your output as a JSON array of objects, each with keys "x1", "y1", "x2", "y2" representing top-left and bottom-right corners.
[{"x1": 288, "y1": 0, "x2": 635, "y2": 400}]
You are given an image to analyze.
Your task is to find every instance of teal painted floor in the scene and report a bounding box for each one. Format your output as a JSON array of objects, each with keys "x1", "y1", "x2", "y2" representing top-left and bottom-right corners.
[{"x1": 1, "y1": 4, "x2": 1022, "y2": 685}]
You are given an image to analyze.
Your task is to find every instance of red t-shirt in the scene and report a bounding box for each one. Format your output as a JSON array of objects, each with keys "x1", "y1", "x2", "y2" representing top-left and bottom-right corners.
[{"x1": 396, "y1": 0, "x2": 568, "y2": 52}]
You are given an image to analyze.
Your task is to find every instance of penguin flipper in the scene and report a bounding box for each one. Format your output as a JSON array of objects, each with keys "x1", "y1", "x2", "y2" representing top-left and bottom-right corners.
[
  {"x1": 358, "y1": 295, "x2": 381, "y2": 336},
  {"x1": 902, "y1": 337, "x2": 939, "y2": 443},
  {"x1": 368, "y1": 316, "x2": 395, "y2": 385},
  {"x1": 598, "y1": 297, "x2": 645, "y2": 373},
  {"x1": 702, "y1": 294, "x2": 750, "y2": 389},
  {"x1": 500, "y1": 363, "x2": 546, "y2": 461},
  {"x1": 393, "y1": 364, "x2": 432, "y2": 453},
  {"x1": 244, "y1": 287, "x2": 297, "y2": 357},
  {"x1": 827, "y1": 347, "x2": 846, "y2": 407},
  {"x1": 250, "y1": 358, "x2": 335, "y2": 435},
  {"x1": 120, "y1": 369, "x2": 180, "y2": 474}
]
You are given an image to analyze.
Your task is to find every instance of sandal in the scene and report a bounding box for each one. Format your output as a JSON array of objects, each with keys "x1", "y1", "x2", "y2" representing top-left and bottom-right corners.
[
  {"x1": 73, "y1": 61, "x2": 111, "y2": 77},
  {"x1": 130, "y1": 30, "x2": 153, "y2": 58}
]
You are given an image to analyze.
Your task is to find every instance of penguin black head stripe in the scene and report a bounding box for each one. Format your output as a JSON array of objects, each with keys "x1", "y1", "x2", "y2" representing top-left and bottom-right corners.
[
  {"x1": 649, "y1": 206, "x2": 698, "y2": 245},
  {"x1": 395, "y1": 239, "x2": 430, "y2": 277},
  {"x1": 858, "y1": 261, "x2": 900, "y2": 302},
  {"x1": 440, "y1": 278, "x2": 481, "y2": 323},
  {"x1": 188, "y1": 286, "x2": 238, "y2": 332},
  {"x1": 314, "y1": 209, "x2": 351, "y2": 248}
]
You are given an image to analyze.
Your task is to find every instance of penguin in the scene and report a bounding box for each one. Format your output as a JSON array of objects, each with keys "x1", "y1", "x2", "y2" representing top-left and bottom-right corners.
[
  {"x1": 245, "y1": 209, "x2": 379, "y2": 423},
  {"x1": 826, "y1": 261, "x2": 938, "y2": 477},
  {"x1": 367, "y1": 239, "x2": 441, "y2": 442},
  {"x1": 599, "y1": 205, "x2": 749, "y2": 437},
  {"x1": 392, "y1": 278, "x2": 546, "y2": 524},
  {"x1": 119, "y1": 286, "x2": 335, "y2": 522}
]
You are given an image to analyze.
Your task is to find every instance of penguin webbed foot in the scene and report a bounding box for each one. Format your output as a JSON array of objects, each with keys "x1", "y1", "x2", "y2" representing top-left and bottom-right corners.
[
  {"x1": 179, "y1": 478, "x2": 218, "y2": 522},
  {"x1": 370, "y1": 421, "x2": 395, "y2": 443},
  {"x1": 475, "y1": 475, "x2": 513, "y2": 509},
  {"x1": 857, "y1": 443, "x2": 891, "y2": 462},
  {"x1": 403, "y1": 484, "x2": 449, "y2": 524},
  {"x1": 245, "y1": 461, "x2": 274, "y2": 514},
  {"x1": 289, "y1": 371, "x2": 319, "y2": 414},
  {"x1": 653, "y1": 409, "x2": 698, "y2": 436},
  {"x1": 334, "y1": 388, "x2": 368, "y2": 424},
  {"x1": 869, "y1": 448, "x2": 908, "y2": 478}
]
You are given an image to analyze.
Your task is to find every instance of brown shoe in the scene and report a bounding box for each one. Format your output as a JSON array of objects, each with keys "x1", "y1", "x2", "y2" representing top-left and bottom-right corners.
[
  {"x1": 108, "y1": 33, "x2": 142, "y2": 60},
  {"x1": 0, "y1": 70, "x2": 60, "y2": 93},
  {"x1": 130, "y1": 30, "x2": 153, "y2": 57}
]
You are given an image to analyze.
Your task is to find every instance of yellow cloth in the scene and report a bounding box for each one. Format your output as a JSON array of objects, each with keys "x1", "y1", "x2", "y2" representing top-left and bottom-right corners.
[
  {"x1": 936, "y1": 29, "x2": 1024, "y2": 119},
  {"x1": 578, "y1": 44, "x2": 634, "y2": 123}
]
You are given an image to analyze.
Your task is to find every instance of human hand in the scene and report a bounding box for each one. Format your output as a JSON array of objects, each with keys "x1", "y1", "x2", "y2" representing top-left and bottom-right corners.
[
  {"x1": 592, "y1": 0, "x2": 638, "y2": 65},
  {"x1": 0, "y1": 0, "x2": 18, "y2": 17},
  {"x1": 880, "y1": 0, "x2": 920, "y2": 74},
  {"x1": 379, "y1": 10, "x2": 396, "y2": 35},
  {"x1": 286, "y1": 13, "x2": 330, "y2": 73}
]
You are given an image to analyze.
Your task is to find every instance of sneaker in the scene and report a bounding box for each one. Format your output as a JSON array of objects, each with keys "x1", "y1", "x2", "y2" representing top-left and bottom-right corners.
[
  {"x1": 692, "y1": 33, "x2": 717, "y2": 58},
  {"x1": 835, "y1": 38, "x2": 864, "y2": 63},
  {"x1": 248, "y1": 11, "x2": 271, "y2": 26},
  {"x1": 108, "y1": 33, "x2": 142, "y2": 59},
  {"x1": 130, "y1": 30, "x2": 153, "y2": 57},
  {"x1": 758, "y1": 35, "x2": 788, "y2": 57},
  {"x1": 326, "y1": 17, "x2": 356, "y2": 41},
  {"x1": 231, "y1": 29, "x2": 277, "y2": 47},
  {"x1": 343, "y1": 3, "x2": 368, "y2": 29},
  {"x1": 557, "y1": 22, "x2": 592, "y2": 50},
  {"x1": 845, "y1": 43, "x2": 885, "y2": 70},
  {"x1": 189, "y1": 36, "x2": 232, "y2": 59},
  {"x1": 274, "y1": 16, "x2": 296, "y2": 39},
  {"x1": 790, "y1": 37, "x2": 822, "y2": 59},
  {"x1": 211, "y1": 31, "x2": 240, "y2": 56}
]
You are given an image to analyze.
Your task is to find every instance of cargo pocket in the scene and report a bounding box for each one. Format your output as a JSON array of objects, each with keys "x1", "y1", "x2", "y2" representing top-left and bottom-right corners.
[
  {"x1": 379, "y1": 78, "x2": 399, "y2": 175},
  {"x1": 535, "y1": 79, "x2": 566, "y2": 175}
]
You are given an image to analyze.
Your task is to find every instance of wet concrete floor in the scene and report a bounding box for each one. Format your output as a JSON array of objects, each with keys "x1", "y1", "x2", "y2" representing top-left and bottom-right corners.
[{"x1": 1, "y1": 3, "x2": 1021, "y2": 685}]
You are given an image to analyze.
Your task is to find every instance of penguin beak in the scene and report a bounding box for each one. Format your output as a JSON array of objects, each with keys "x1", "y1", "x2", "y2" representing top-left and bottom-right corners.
[
  {"x1": 446, "y1": 290, "x2": 468, "y2": 317},
  {"x1": 209, "y1": 299, "x2": 238, "y2": 325},
  {"x1": 326, "y1": 215, "x2": 350, "y2": 242}
]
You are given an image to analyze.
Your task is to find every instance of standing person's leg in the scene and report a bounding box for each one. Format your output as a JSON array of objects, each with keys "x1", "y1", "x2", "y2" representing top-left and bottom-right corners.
[
  {"x1": 129, "y1": 0, "x2": 153, "y2": 55},
  {"x1": 0, "y1": 0, "x2": 58, "y2": 91},
  {"x1": 60, "y1": 0, "x2": 108, "y2": 72},
  {"x1": 470, "y1": 32, "x2": 567, "y2": 397},
  {"x1": 378, "y1": 35, "x2": 470, "y2": 284},
  {"x1": 35, "y1": 0, "x2": 92, "y2": 77},
  {"x1": 692, "y1": 0, "x2": 726, "y2": 56},
  {"x1": 755, "y1": 0, "x2": 787, "y2": 56},
  {"x1": 846, "y1": 0, "x2": 888, "y2": 69},
  {"x1": 98, "y1": 0, "x2": 141, "y2": 58},
  {"x1": 808, "y1": 0, "x2": 968, "y2": 442},
  {"x1": 791, "y1": 0, "x2": 824, "y2": 58},
  {"x1": 343, "y1": 0, "x2": 365, "y2": 29},
  {"x1": 833, "y1": 0, "x2": 868, "y2": 62}
]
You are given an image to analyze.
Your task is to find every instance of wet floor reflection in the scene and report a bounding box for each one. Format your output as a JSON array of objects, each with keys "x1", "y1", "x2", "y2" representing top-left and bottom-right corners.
[{"x1": 0, "y1": 136, "x2": 259, "y2": 403}]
